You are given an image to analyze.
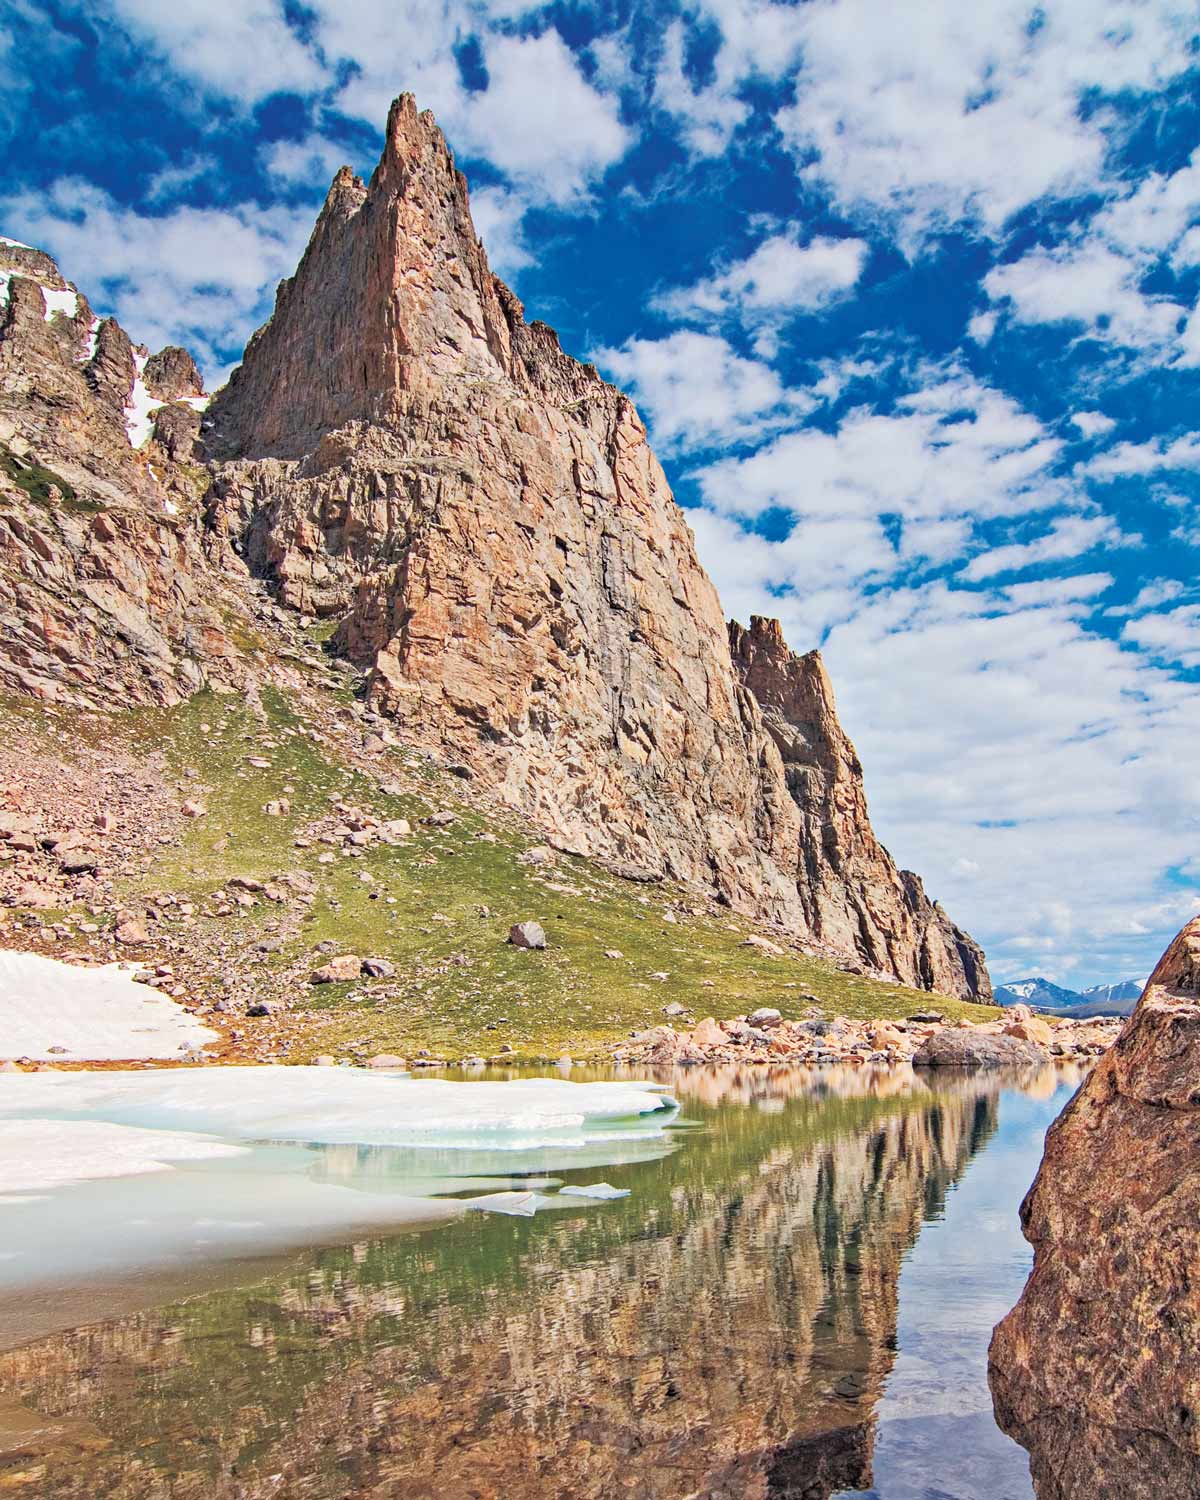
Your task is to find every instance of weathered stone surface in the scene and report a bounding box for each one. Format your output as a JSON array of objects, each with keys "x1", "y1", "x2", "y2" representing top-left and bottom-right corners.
[
  {"x1": 729, "y1": 616, "x2": 991, "y2": 1001},
  {"x1": 310, "y1": 955, "x2": 363, "y2": 983},
  {"x1": 0, "y1": 96, "x2": 987, "y2": 999},
  {"x1": 912, "y1": 1029, "x2": 1043, "y2": 1068},
  {"x1": 1002, "y1": 1014, "x2": 1054, "y2": 1047},
  {"x1": 143, "y1": 346, "x2": 203, "y2": 401},
  {"x1": 508, "y1": 921, "x2": 546, "y2": 950},
  {"x1": 989, "y1": 917, "x2": 1200, "y2": 1499},
  {"x1": 203, "y1": 95, "x2": 988, "y2": 999},
  {"x1": 0, "y1": 240, "x2": 237, "y2": 709}
]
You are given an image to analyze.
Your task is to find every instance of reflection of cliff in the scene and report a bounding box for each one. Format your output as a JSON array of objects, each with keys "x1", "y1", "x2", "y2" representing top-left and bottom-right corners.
[{"x1": 1, "y1": 1074, "x2": 1005, "y2": 1499}]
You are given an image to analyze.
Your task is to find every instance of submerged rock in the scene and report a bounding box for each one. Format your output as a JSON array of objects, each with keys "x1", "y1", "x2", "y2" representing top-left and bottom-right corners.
[{"x1": 989, "y1": 916, "x2": 1200, "y2": 1498}]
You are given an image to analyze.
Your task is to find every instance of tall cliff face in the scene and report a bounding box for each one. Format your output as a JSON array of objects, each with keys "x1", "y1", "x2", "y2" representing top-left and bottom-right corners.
[
  {"x1": 729, "y1": 617, "x2": 991, "y2": 1000},
  {"x1": 203, "y1": 96, "x2": 988, "y2": 997},
  {"x1": 989, "y1": 915, "x2": 1200, "y2": 1497}
]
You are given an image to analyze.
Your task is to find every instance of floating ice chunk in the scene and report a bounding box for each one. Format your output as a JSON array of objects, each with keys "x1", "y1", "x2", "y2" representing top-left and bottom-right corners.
[
  {"x1": 41, "y1": 285, "x2": 78, "y2": 321},
  {"x1": 466, "y1": 1190, "x2": 542, "y2": 1216},
  {"x1": 0, "y1": 1119, "x2": 245, "y2": 1197},
  {"x1": 0, "y1": 950, "x2": 219, "y2": 1062},
  {"x1": 558, "y1": 1182, "x2": 629, "y2": 1200}
]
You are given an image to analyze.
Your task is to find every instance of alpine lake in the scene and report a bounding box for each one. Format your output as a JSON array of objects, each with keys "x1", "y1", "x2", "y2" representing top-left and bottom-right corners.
[{"x1": 0, "y1": 1060, "x2": 1084, "y2": 1499}]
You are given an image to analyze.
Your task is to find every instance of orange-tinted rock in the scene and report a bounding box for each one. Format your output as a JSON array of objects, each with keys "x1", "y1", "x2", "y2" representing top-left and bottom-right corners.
[
  {"x1": 729, "y1": 616, "x2": 991, "y2": 1001},
  {"x1": 989, "y1": 916, "x2": 1200, "y2": 1498}
]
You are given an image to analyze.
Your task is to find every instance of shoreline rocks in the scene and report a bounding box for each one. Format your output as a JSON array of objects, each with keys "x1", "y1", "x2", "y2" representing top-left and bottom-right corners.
[{"x1": 616, "y1": 1008, "x2": 1119, "y2": 1071}]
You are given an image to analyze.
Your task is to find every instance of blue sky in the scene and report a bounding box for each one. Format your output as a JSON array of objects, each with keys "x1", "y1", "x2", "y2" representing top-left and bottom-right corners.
[{"x1": 3, "y1": 0, "x2": 1199, "y2": 988}]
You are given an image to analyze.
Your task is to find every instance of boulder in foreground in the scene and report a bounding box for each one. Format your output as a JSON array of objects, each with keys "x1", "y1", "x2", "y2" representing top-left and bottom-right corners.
[
  {"x1": 989, "y1": 916, "x2": 1200, "y2": 1499},
  {"x1": 912, "y1": 1029, "x2": 1044, "y2": 1068}
]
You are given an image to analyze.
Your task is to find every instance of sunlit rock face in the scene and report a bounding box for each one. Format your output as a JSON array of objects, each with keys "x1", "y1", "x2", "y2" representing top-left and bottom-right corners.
[
  {"x1": 729, "y1": 616, "x2": 992, "y2": 1001},
  {"x1": 0, "y1": 1072, "x2": 997, "y2": 1498},
  {"x1": 203, "y1": 96, "x2": 988, "y2": 996},
  {"x1": 0, "y1": 240, "x2": 236, "y2": 708},
  {"x1": 989, "y1": 915, "x2": 1200, "y2": 1498}
]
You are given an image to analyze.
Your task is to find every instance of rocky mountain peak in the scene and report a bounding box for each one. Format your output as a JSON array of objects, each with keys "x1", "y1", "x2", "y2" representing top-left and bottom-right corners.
[{"x1": 0, "y1": 94, "x2": 991, "y2": 998}]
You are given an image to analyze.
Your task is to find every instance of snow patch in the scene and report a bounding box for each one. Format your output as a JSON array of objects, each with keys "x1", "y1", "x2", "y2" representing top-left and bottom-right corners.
[
  {"x1": 41, "y1": 286, "x2": 78, "y2": 322},
  {"x1": 0, "y1": 234, "x2": 32, "y2": 250},
  {"x1": 0, "y1": 950, "x2": 220, "y2": 1061},
  {"x1": 79, "y1": 314, "x2": 101, "y2": 363},
  {"x1": 124, "y1": 351, "x2": 164, "y2": 448},
  {"x1": 181, "y1": 393, "x2": 210, "y2": 411}
]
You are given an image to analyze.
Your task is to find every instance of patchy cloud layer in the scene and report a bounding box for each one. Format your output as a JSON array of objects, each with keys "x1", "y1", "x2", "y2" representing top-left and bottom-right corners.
[{"x1": 1, "y1": 0, "x2": 1199, "y2": 985}]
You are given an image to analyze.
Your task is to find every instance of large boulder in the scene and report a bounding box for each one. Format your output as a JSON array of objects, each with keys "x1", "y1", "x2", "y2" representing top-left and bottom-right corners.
[
  {"x1": 508, "y1": 921, "x2": 547, "y2": 950},
  {"x1": 988, "y1": 916, "x2": 1200, "y2": 1498},
  {"x1": 912, "y1": 1028, "x2": 1044, "y2": 1068}
]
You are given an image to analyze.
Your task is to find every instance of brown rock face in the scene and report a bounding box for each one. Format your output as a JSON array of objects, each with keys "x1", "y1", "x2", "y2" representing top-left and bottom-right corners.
[
  {"x1": 729, "y1": 616, "x2": 992, "y2": 1000},
  {"x1": 0, "y1": 241, "x2": 234, "y2": 708},
  {"x1": 204, "y1": 96, "x2": 989, "y2": 997},
  {"x1": 989, "y1": 915, "x2": 1200, "y2": 1497}
]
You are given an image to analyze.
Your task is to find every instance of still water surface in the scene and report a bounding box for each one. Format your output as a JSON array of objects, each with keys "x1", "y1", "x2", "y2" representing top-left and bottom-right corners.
[{"x1": 0, "y1": 1062, "x2": 1081, "y2": 1498}]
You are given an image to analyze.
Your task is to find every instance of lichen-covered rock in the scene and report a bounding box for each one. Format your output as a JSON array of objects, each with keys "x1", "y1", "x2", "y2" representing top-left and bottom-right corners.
[{"x1": 988, "y1": 917, "x2": 1200, "y2": 1498}]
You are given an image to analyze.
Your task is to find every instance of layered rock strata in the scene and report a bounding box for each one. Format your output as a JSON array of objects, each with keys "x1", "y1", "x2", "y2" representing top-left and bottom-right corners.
[
  {"x1": 989, "y1": 915, "x2": 1200, "y2": 1497},
  {"x1": 202, "y1": 96, "x2": 989, "y2": 997}
]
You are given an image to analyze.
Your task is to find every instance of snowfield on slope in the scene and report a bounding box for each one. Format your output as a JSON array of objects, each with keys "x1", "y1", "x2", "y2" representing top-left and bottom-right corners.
[{"x1": 0, "y1": 949, "x2": 220, "y2": 1061}]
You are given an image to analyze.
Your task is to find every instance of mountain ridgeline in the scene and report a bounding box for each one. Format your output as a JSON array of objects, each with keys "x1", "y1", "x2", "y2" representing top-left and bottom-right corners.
[
  {"x1": 0, "y1": 96, "x2": 991, "y2": 1000},
  {"x1": 995, "y1": 976, "x2": 1143, "y2": 1017}
]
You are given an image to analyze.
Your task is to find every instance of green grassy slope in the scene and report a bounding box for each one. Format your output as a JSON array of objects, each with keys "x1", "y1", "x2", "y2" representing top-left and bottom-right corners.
[{"x1": 102, "y1": 686, "x2": 998, "y2": 1061}]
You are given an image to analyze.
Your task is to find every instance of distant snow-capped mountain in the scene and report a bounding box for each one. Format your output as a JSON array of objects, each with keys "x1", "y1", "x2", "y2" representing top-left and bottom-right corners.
[
  {"x1": 995, "y1": 976, "x2": 1145, "y2": 1017},
  {"x1": 994, "y1": 978, "x2": 1082, "y2": 1009},
  {"x1": 1079, "y1": 979, "x2": 1143, "y2": 1007}
]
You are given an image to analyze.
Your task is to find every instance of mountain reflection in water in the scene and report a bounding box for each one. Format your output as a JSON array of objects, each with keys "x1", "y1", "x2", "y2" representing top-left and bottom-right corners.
[{"x1": 0, "y1": 1062, "x2": 1083, "y2": 1500}]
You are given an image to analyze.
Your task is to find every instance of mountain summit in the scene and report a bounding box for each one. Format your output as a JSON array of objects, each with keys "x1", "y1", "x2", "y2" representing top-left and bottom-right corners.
[{"x1": 0, "y1": 95, "x2": 990, "y2": 999}]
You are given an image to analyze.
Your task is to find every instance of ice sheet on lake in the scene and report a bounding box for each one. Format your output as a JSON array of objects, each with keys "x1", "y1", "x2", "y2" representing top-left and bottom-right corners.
[
  {"x1": 0, "y1": 1069, "x2": 679, "y2": 1298},
  {"x1": 0, "y1": 1067, "x2": 678, "y2": 1153},
  {"x1": 0, "y1": 1119, "x2": 245, "y2": 1195},
  {"x1": 0, "y1": 950, "x2": 220, "y2": 1061}
]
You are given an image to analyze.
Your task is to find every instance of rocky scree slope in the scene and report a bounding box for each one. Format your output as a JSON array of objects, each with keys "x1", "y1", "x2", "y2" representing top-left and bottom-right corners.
[
  {"x1": 989, "y1": 914, "x2": 1200, "y2": 1498},
  {"x1": 0, "y1": 98, "x2": 988, "y2": 999}
]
